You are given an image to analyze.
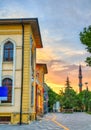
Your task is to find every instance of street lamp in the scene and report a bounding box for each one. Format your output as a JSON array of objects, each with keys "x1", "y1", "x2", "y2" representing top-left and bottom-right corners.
[{"x1": 85, "y1": 82, "x2": 88, "y2": 91}]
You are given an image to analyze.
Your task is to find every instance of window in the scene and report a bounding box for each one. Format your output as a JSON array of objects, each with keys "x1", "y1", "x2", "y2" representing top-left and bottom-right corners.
[
  {"x1": 31, "y1": 52, "x2": 33, "y2": 66},
  {"x1": 1, "y1": 78, "x2": 12, "y2": 103},
  {"x1": 3, "y1": 42, "x2": 13, "y2": 61},
  {"x1": 31, "y1": 86, "x2": 34, "y2": 105}
]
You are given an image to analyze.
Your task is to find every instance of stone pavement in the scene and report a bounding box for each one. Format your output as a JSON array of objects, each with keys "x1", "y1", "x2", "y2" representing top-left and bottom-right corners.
[
  {"x1": 0, "y1": 112, "x2": 91, "y2": 130},
  {"x1": 0, "y1": 119, "x2": 63, "y2": 130},
  {"x1": 55, "y1": 112, "x2": 91, "y2": 130}
]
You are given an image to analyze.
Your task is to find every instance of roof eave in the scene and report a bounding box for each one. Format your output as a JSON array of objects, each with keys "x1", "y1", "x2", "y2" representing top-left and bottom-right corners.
[{"x1": 0, "y1": 18, "x2": 43, "y2": 48}]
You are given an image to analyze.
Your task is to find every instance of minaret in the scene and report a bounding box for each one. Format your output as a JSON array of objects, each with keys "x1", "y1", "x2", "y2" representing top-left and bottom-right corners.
[{"x1": 79, "y1": 65, "x2": 83, "y2": 93}]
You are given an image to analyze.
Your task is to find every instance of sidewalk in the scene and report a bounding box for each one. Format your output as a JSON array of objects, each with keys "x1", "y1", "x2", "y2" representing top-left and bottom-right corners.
[{"x1": 0, "y1": 115, "x2": 63, "y2": 130}]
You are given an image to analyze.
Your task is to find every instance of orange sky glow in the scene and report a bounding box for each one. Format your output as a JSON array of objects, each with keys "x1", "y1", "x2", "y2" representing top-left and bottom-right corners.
[
  {"x1": 1, "y1": 0, "x2": 91, "y2": 94},
  {"x1": 37, "y1": 49, "x2": 91, "y2": 94}
]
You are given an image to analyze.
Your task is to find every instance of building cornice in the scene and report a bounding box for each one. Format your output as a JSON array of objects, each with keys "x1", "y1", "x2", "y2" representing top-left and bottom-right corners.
[{"x1": 0, "y1": 18, "x2": 43, "y2": 48}]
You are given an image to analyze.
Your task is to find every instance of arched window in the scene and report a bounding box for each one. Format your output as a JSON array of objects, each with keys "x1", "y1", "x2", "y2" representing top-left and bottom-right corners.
[
  {"x1": 1, "y1": 78, "x2": 12, "y2": 103},
  {"x1": 3, "y1": 42, "x2": 13, "y2": 61}
]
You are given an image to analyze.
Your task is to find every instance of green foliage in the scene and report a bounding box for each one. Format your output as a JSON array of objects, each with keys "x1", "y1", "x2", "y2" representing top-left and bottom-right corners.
[
  {"x1": 65, "y1": 76, "x2": 72, "y2": 89},
  {"x1": 46, "y1": 82, "x2": 91, "y2": 112},
  {"x1": 80, "y1": 26, "x2": 91, "y2": 47},
  {"x1": 85, "y1": 57, "x2": 91, "y2": 66},
  {"x1": 60, "y1": 88, "x2": 91, "y2": 112},
  {"x1": 60, "y1": 88, "x2": 77, "y2": 109},
  {"x1": 77, "y1": 90, "x2": 91, "y2": 112},
  {"x1": 75, "y1": 92, "x2": 84, "y2": 111},
  {"x1": 80, "y1": 25, "x2": 91, "y2": 66},
  {"x1": 48, "y1": 86, "x2": 61, "y2": 112},
  {"x1": 78, "y1": 90, "x2": 91, "y2": 111},
  {"x1": 60, "y1": 77, "x2": 77, "y2": 109}
]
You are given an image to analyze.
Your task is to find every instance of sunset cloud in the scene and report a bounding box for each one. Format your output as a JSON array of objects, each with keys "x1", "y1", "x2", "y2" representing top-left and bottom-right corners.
[{"x1": 0, "y1": 0, "x2": 91, "y2": 93}]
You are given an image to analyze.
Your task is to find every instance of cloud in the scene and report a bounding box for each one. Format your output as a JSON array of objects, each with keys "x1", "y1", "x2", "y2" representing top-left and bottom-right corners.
[
  {"x1": 46, "y1": 61, "x2": 91, "y2": 92},
  {"x1": 0, "y1": 0, "x2": 34, "y2": 18},
  {"x1": 0, "y1": 0, "x2": 91, "y2": 92},
  {"x1": 37, "y1": 32, "x2": 88, "y2": 67},
  {"x1": 36, "y1": 47, "x2": 57, "y2": 64},
  {"x1": 48, "y1": 60, "x2": 78, "y2": 73}
]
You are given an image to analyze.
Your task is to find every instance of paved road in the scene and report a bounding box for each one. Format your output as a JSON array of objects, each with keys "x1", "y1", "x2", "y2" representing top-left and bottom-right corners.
[
  {"x1": 0, "y1": 112, "x2": 91, "y2": 130},
  {"x1": 55, "y1": 112, "x2": 91, "y2": 130}
]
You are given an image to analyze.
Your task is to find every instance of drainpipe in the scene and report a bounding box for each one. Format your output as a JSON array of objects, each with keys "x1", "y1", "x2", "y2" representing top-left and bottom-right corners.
[{"x1": 20, "y1": 23, "x2": 24, "y2": 125}]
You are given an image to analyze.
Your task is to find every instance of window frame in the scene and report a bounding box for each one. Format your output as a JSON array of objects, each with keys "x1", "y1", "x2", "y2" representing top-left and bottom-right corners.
[
  {"x1": 1, "y1": 78, "x2": 12, "y2": 104},
  {"x1": 31, "y1": 85, "x2": 34, "y2": 106},
  {"x1": 3, "y1": 42, "x2": 13, "y2": 62}
]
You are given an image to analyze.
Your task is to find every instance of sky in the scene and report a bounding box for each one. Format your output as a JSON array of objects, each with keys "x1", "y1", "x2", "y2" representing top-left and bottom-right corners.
[{"x1": 0, "y1": 0, "x2": 91, "y2": 93}]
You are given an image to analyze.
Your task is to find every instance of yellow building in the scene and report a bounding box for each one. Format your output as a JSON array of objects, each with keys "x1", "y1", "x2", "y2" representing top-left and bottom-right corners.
[
  {"x1": 36, "y1": 64, "x2": 48, "y2": 117},
  {"x1": 0, "y1": 18, "x2": 43, "y2": 124}
]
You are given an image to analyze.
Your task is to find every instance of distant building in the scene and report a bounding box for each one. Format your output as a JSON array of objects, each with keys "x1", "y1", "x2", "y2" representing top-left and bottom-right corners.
[
  {"x1": 53, "y1": 101, "x2": 60, "y2": 112},
  {"x1": 43, "y1": 83, "x2": 49, "y2": 114},
  {"x1": 36, "y1": 64, "x2": 48, "y2": 116}
]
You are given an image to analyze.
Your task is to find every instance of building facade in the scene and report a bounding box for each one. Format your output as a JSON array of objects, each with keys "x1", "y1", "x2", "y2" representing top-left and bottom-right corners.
[
  {"x1": 43, "y1": 83, "x2": 49, "y2": 114},
  {"x1": 36, "y1": 64, "x2": 48, "y2": 117},
  {"x1": 0, "y1": 18, "x2": 43, "y2": 124}
]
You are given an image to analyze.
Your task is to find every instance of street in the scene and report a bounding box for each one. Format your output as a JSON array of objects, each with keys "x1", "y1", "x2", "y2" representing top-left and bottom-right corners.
[{"x1": 0, "y1": 112, "x2": 91, "y2": 130}]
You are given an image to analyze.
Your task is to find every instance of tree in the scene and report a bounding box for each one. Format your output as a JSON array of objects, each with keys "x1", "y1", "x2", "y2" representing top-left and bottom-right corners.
[
  {"x1": 65, "y1": 76, "x2": 72, "y2": 89},
  {"x1": 77, "y1": 90, "x2": 91, "y2": 112},
  {"x1": 76, "y1": 91, "x2": 85, "y2": 111},
  {"x1": 60, "y1": 77, "x2": 77, "y2": 110},
  {"x1": 80, "y1": 25, "x2": 91, "y2": 66},
  {"x1": 48, "y1": 86, "x2": 61, "y2": 112}
]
